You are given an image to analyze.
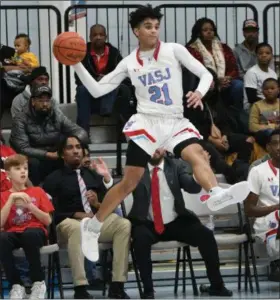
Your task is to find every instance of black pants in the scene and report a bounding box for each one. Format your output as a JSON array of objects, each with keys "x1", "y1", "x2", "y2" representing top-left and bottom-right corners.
[
  {"x1": 28, "y1": 157, "x2": 64, "y2": 185},
  {"x1": 131, "y1": 217, "x2": 224, "y2": 292},
  {"x1": 0, "y1": 228, "x2": 46, "y2": 285}
]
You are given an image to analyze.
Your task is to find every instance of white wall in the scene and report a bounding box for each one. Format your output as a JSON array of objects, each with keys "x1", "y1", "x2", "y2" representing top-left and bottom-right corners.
[{"x1": 1, "y1": 0, "x2": 279, "y2": 103}]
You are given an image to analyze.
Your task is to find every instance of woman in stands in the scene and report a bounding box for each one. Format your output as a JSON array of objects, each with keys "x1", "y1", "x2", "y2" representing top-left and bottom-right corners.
[
  {"x1": 186, "y1": 18, "x2": 244, "y2": 112},
  {"x1": 0, "y1": 154, "x2": 54, "y2": 299}
]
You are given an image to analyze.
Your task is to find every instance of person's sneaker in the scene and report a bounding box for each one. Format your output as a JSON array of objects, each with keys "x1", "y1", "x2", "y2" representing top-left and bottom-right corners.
[
  {"x1": 200, "y1": 284, "x2": 233, "y2": 296},
  {"x1": 88, "y1": 278, "x2": 104, "y2": 290},
  {"x1": 207, "y1": 181, "x2": 250, "y2": 211},
  {"x1": 268, "y1": 260, "x2": 280, "y2": 282},
  {"x1": 9, "y1": 284, "x2": 26, "y2": 299},
  {"x1": 74, "y1": 289, "x2": 93, "y2": 299},
  {"x1": 108, "y1": 282, "x2": 130, "y2": 299},
  {"x1": 81, "y1": 217, "x2": 100, "y2": 262},
  {"x1": 29, "y1": 281, "x2": 46, "y2": 299}
]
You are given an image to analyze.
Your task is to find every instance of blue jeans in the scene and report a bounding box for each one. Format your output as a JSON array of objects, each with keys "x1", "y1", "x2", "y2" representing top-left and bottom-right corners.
[
  {"x1": 221, "y1": 79, "x2": 244, "y2": 111},
  {"x1": 76, "y1": 85, "x2": 118, "y2": 133}
]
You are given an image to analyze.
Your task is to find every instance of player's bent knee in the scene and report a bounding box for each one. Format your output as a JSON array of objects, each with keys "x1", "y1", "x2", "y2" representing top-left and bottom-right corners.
[
  {"x1": 180, "y1": 142, "x2": 204, "y2": 162},
  {"x1": 173, "y1": 138, "x2": 201, "y2": 159}
]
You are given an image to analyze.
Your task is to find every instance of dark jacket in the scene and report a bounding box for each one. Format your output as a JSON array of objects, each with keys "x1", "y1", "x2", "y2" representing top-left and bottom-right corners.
[
  {"x1": 75, "y1": 42, "x2": 123, "y2": 86},
  {"x1": 128, "y1": 157, "x2": 202, "y2": 222},
  {"x1": 10, "y1": 103, "x2": 89, "y2": 159}
]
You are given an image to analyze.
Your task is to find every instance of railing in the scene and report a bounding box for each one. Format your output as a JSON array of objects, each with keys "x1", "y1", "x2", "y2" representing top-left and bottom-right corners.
[
  {"x1": 263, "y1": 3, "x2": 280, "y2": 74},
  {"x1": 0, "y1": 5, "x2": 64, "y2": 102}
]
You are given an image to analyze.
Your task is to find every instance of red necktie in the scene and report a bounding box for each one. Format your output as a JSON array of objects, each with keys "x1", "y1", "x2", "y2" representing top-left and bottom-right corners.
[{"x1": 151, "y1": 167, "x2": 165, "y2": 234}]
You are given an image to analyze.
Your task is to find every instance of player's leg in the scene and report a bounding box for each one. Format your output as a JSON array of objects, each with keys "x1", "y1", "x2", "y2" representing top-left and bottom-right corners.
[{"x1": 81, "y1": 141, "x2": 151, "y2": 262}]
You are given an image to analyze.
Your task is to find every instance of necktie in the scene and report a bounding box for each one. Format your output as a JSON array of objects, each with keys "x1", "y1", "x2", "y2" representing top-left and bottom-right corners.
[
  {"x1": 151, "y1": 167, "x2": 165, "y2": 234},
  {"x1": 76, "y1": 169, "x2": 91, "y2": 213}
]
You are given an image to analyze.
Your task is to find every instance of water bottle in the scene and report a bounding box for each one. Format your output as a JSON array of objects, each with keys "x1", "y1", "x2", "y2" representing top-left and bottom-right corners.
[{"x1": 206, "y1": 215, "x2": 215, "y2": 231}]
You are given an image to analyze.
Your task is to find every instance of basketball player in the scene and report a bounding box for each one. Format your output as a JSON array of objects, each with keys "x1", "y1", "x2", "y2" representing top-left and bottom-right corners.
[{"x1": 72, "y1": 5, "x2": 250, "y2": 261}]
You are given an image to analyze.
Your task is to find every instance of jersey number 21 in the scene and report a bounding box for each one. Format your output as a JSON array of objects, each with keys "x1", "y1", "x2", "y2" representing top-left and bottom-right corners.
[{"x1": 148, "y1": 83, "x2": 173, "y2": 106}]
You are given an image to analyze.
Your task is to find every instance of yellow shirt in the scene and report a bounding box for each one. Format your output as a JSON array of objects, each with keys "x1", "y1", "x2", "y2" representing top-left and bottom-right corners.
[
  {"x1": 18, "y1": 52, "x2": 39, "y2": 67},
  {"x1": 249, "y1": 99, "x2": 280, "y2": 132}
]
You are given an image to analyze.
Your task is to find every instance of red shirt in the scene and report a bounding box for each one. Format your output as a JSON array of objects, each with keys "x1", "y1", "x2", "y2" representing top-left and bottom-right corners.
[
  {"x1": 0, "y1": 145, "x2": 16, "y2": 192},
  {"x1": 90, "y1": 45, "x2": 109, "y2": 75},
  {"x1": 1, "y1": 187, "x2": 54, "y2": 235}
]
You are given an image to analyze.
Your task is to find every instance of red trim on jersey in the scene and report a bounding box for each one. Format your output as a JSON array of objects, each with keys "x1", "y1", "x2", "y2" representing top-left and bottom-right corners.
[
  {"x1": 268, "y1": 160, "x2": 278, "y2": 176},
  {"x1": 136, "y1": 41, "x2": 161, "y2": 66},
  {"x1": 125, "y1": 129, "x2": 156, "y2": 143},
  {"x1": 276, "y1": 210, "x2": 279, "y2": 221},
  {"x1": 266, "y1": 228, "x2": 278, "y2": 240},
  {"x1": 172, "y1": 128, "x2": 201, "y2": 139}
]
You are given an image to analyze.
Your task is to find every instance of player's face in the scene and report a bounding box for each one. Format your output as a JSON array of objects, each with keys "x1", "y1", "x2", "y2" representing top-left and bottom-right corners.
[
  {"x1": 7, "y1": 163, "x2": 28, "y2": 185},
  {"x1": 263, "y1": 81, "x2": 279, "y2": 102},
  {"x1": 257, "y1": 46, "x2": 272, "y2": 65},
  {"x1": 201, "y1": 22, "x2": 215, "y2": 42},
  {"x1": 14, "y1": 38, "x2": 28, "y2": 55},
  {"x1": 62, "y1": 137, "x2": 84, "y2": 166},
  {"x1": 267, "y1": 135, "x2": 280, "y2": 161},
  {"x1": 134, "y1": 18, "x2": 160, "y2": 48}
]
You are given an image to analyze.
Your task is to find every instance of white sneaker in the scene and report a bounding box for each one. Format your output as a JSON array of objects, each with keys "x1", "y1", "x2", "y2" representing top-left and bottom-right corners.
[
  {"x1": 29, "y1": 281, "x2": 46, "y2": 299},
  {"x1": 81, "y1": 217, "x2": 100, "y2": 262},
  {"x1": 207, "y1": 181, "x2": 250, "y2": 211},
  {"x1": 9, "y1": 284, "x2": 26, "y2": 299}
]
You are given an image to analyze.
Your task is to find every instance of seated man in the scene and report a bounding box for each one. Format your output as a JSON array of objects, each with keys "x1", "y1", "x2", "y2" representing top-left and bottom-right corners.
[
  {"x1": 129, "y1": 148, "x2": 232, "y2": 298},
  {"x1": 9, "y1": 85, "x2": 89, "y2": 185},
  {"x1": 245, "y1": 129, "x2": 280, "y2": 282},
  {"x1": 0, "y1": 154, "x2": 54, "y2": 299},
  {"x1": 43, "y1": 135, "x2": 131, "y2": 299}
]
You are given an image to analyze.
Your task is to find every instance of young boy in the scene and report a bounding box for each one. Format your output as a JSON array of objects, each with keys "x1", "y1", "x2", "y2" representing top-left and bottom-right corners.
[
  {"x1": 0, "y1": 154, "x2": 54, "y2": 299},
  {"x1": 12, "y1": 33, "x2": 39, "y2": 68},
  {"x1": 249, "y1": 78, "x2": 280, "y2": 147},
  {"x1": 244, "y1": 43, "x2": 278, "y2": 111},
  {"x1": 71, "y1": 5, "x2": 250, "y2": 262}
]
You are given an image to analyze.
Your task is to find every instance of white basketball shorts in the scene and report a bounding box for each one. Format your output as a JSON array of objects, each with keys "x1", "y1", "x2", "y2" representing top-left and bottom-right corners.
[{"x1": 123, "y1": 113, "x2": 202, "y2": 156}]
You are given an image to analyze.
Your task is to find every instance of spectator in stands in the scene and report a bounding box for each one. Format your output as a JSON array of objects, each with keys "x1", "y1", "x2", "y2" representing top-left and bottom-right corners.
[
  {"x1": 11, "y1": 66, "x2": 57, "y2": 119},
  {"x1": 234, "y1": 20, "x2": 259, "y2": 79},
  {"x1": 186, "y1": 18, "x2": 243, "y2": 110},
  {"x1": 43, "y1": 135, "x2": 131, "y2": 299},
  {"x1": 245, "y1": 129, "x2": 280, "y2": 282},
  {"x1": 0, "y1": 154, "x2": 54, "y2": 299},
  {"x1": 249, "y1": 78, "x2": 280, "y2": 148},
  {"x1": 0, "y1": 44, "x2": 31, "y2": 118},
  {"x1": 75, "y1": 24, "x2": 130, "y2": 135},
  {"x1": 129, "y1": 148, "x2": 232, "y2": 298},
  {"x1": 10, "y1": 33, "x2": 39, "y2": 68},
  {"x1": 244, "y1": 43, "x2": 278, "y2": 111},
  {"x1": 9, "y1": 85, "x2": 88, "y2": 185}
]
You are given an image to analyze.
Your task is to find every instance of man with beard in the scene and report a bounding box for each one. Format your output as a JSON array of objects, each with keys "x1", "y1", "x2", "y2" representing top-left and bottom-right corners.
[
  {"x1": 9, "y1": 85, "x2": 89, "y2": 185},
  {"x1": 128, "y1": 148, "x2": 232, "y2": 299}
]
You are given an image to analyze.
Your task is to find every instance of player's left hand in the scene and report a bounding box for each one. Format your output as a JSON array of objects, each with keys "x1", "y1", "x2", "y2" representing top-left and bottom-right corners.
[{"x1": 186, "y1": 91, "x2": 204, "y2": 110}]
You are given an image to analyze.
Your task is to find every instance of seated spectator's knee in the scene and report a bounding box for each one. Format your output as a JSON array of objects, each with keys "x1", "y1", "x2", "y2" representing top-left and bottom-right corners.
[
  {"x1": 119, "y1": 218, "x2": 131, "y2": 235},
  {"x1": 132, "y1": 225, "x2": 155, "y2": 247},
  {"x1": 231, "y1": 79, "x2": 243, "y2": 91}
]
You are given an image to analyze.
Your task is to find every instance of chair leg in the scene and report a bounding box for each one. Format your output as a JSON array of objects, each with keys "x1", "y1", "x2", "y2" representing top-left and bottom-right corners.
[
  {"x1": 47, "y1": 254, "x2": 52, "y2": 299},
  {"x1": 244, "y1": 242, "x2": 253, "y2": 293},
  {"x1": 102, "y1": 250, "x2": 109, "y2": 297},
  {"x1": 174, "y1": 247, "x2": 181, "y2": 295},
  {"x1": 130, "y1": 248, "x2": 143, "y2": 298},
  {"x1": 238, "y1": 244, "x2": 242, "y2": 291},
  {"x1": 248, "y1": 240, "x2": 260, "y2": 294},
  {"x1": 54, "y1": 252, "x2": 64, "y2": 299},
  {"x1": 0, "y1": 265, "x2": 4, "y2": 299},
  {"x1": 182, "y1": 247, "x2": 186, "y2": 294},
  {"x1": 51, "y1": 254, "x2": 56, "y2": 299},
  {"x1": 186, "y1": 246, "x2": 198, "y2": 296}
]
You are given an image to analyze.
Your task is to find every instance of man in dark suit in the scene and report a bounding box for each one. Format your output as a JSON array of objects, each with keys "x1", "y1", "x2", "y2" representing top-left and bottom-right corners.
[{"x1": 129, "y1": 148, "x2": 232, "y2": 299}]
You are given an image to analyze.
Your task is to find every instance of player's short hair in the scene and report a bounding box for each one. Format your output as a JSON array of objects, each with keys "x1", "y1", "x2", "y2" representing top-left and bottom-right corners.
[
  {"x1": 268, "y1": 129, "x2": 280, "y2": 144},
  {"x1": 4, "y1": 154, "x2": 28, "y2": 171},
  {"x1": 129, "y1": 4, "x2": 163, "y2": 29},
  {"x1": 262, "y1": 77, "x2": 279, "y2": 88},
  {"x1": 255, "y1": 42, "x2": 273, "y2": 54},
  {"x1": 186, "y1": 18, "x2": 219, "y2": 46},
  {"x1": 15, "y1": 33, "x2": 31, "y2": 46}
]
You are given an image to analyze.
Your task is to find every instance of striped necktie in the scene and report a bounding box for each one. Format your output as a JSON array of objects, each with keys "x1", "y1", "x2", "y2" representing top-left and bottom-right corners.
[{"x1": 76, "y1": 169, "x2": 91, "y2": 213}]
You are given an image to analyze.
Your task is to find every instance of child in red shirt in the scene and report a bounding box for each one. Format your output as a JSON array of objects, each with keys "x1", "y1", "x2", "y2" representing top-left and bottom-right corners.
[{"x1": 0, "y1": 154, "x2": 54, "y2": 299}]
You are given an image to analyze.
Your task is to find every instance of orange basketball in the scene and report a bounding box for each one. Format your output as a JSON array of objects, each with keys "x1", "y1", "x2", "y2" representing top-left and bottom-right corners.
[{"x1": 53, "y1": 32, "x2": 87, "y2": 65}]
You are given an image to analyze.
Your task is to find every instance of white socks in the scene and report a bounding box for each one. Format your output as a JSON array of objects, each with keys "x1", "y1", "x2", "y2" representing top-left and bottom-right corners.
[{"x1": 88, "y1": 215, "x2": 103, "y2": 233}]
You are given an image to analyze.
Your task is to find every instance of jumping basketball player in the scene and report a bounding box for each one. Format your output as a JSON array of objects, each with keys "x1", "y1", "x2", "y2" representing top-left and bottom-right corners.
[{"x1": 72, "y1": 5, "x2": 250, "y2": 261}]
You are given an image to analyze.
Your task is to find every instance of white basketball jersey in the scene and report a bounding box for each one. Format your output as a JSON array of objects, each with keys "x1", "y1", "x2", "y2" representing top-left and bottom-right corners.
[{"x1": 125, "y1": 42, "x2": 184, "y2": 117}]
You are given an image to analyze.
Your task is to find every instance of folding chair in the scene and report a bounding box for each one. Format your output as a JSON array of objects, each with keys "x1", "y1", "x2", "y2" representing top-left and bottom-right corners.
[
  {"x1": 183, "y1": 182, "x2": 260, "y2": 294},
  {"x1": 122, "y1": 195, "x2": 198, "y2": 298},
  {"x1": 0, "y1": 220, "x2": 64, "y2": 299}
]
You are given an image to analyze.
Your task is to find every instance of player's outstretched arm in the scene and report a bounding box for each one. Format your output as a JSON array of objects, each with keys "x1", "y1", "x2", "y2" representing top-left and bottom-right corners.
[
  {"x1": 73, "y1": 60, "x2": 128, "y2": 98},
  {"x1": 173, "y1": 43, "x2": 213, "y2": 97}
]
